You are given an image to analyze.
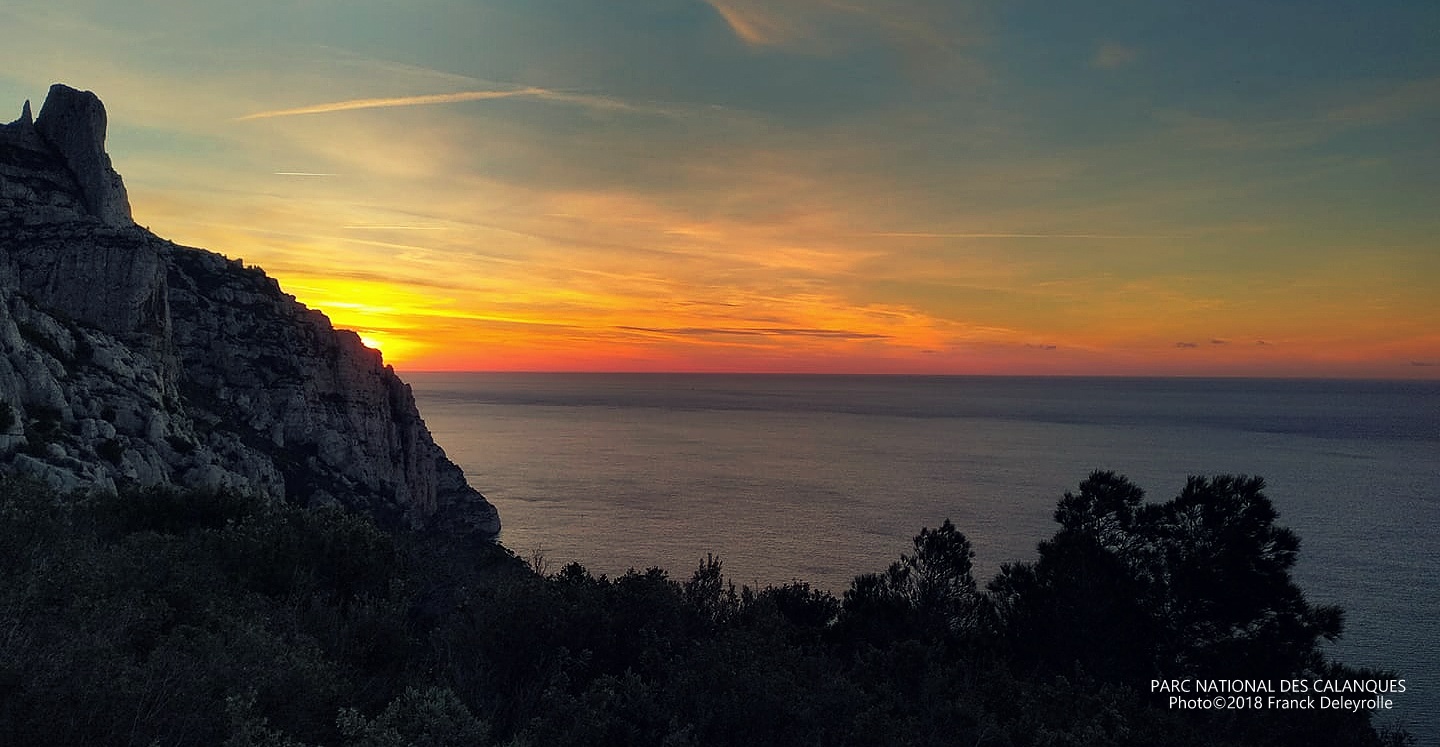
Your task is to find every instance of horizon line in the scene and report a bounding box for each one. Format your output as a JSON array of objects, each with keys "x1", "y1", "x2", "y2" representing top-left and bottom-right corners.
[{"x1": 390, "y1": 369, "x2": 1432, "y2": 382}]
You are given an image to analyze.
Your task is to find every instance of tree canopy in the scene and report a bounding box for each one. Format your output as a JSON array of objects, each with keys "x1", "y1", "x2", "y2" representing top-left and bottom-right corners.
[{"x1": 0, "y1": 472, "x2": 1409, "y2": 746}]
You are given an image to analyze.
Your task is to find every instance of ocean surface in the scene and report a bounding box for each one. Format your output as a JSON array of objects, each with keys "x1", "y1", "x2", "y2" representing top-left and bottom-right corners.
[{"x1": 407, "y1": 373, "x2": 1439, "y2": 740}]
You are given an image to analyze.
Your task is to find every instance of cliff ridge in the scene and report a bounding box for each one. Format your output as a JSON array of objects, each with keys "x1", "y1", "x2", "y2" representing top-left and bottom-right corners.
[{"x1": 0, "y1": 84, "x2": 499, "y2": 539}]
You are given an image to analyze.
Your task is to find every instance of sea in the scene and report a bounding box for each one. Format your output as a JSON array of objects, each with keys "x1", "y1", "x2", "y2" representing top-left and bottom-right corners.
[{"x1": 407, "y1": 373, "x2": 1439, "y2": 741}]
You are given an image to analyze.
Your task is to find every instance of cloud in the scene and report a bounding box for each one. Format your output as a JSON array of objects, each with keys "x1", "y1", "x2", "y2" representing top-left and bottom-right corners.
[
  {"x1": 706, "y1": 0, "x2": 806, "y2": 47},
  {"x1": 867, "y1": 231, "x2": 1191, "y2": 240},
  {"x1": 1151, "y1": 109, "x2": 1330, "y2": 152},
  {"x1": 237, "y1": 87, "x2": 655, "y2": 120},
  {"x1": 342, "y1": 225, "x2": 448, "y2": 231},
  {"x1": 1175, "y1": 341, "x2": 1199, "y2": 349},
  {"x1": 619, "y1": 325, "x2": 890, "y2": 341},
  {"x1": 1151, "y1": 76, "x2": 1440, "y2": 155},
  {"x1": 1412, "y1": 360, "x2": 1436, "y2": 367},
  {"x1": 1325, "y1": 76, "x2": 1440, "y2": 126},
  {"x1": 1210, "y1": 338, "x2": 1228, "y2": 345},
  {"x1": 702, "y1": 0, "x2": 976, "y2": 63},
  {"x1": 1092, "y1": 43, "x2": 1138, "y2": 70}
]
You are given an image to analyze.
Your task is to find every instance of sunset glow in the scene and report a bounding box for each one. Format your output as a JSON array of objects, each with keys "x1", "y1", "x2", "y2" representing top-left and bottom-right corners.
[{"x1": 4, "y1": 1, "x2": 1436, "y2": 376}]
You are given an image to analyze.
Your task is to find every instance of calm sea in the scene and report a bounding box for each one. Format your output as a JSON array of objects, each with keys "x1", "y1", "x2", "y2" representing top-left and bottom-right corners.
[{"x1": 407, "y1": 373, "x2": 1439, "y2": 740}]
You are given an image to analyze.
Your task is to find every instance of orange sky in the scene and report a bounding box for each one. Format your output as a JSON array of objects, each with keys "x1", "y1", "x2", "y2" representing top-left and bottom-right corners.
[{"x1": 5, "y1": 0, "x2": 1437, "y2": 376}]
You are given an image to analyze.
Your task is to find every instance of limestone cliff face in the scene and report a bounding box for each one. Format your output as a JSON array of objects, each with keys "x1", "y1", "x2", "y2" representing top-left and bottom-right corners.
[{"x1": 0, "y1": 85, "x2": 499, "y2": 539}]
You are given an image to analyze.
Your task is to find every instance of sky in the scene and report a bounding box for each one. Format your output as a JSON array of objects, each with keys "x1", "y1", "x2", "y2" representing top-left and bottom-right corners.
[{"x1": 2, "y1": 0, "x2": 1437, "y2": 376}]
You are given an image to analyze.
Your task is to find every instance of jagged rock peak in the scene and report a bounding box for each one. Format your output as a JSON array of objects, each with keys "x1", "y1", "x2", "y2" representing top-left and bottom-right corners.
[
  {"x1": 34, "y1": 84, "x2": 133, "y2": 228},
  {"x1": 11, "y1": 100, "x2": 33, "y2": 128},
  {"x1": 1, "y1": 100, "x2": 39, "y2": 145}
]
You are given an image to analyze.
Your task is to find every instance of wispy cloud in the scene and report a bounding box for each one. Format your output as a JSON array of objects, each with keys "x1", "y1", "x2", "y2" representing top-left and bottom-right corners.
[
  {"x1": 342, "y1": 225, "x2": 448, "y2": 231},
  {"x1": 238, "y1": 87, "x2": 657, "y2": 121},
  {"x1": 619, "y1": 325, "x2": 890, "y2": 341},
  {"x1": 868, "y1": 231, "x2": 1192, "y2": 240},
  {"x1": 1150, "y1": 76, "x2": 1440, "y2": 154},
  {"x1": 1325, "y1": 76, "x2": 1440, "y2": 126},
  {"x1": 702, "y1": 0, "x2": 976, "y2": 62},
  {"x1": 1092, "y1": 43, "x2": 1139, "y2": 70},
  {"x1": 706, "y1": 0, "x2": 805, "y2": 47},
  {"x1": 1151, "y1": 110, "x2": 1330, "y2": 152}
]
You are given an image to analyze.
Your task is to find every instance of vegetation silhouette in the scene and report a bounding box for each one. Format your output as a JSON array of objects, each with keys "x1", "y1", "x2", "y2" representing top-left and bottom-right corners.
[{"x1": 0, "y1": 471, "x2": 1411, "y2": 746}]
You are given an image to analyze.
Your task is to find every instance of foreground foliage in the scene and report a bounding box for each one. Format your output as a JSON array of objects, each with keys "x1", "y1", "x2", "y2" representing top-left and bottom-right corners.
[{"x1": 0, "y1": 472, "x2": 1411, "y2": 746}]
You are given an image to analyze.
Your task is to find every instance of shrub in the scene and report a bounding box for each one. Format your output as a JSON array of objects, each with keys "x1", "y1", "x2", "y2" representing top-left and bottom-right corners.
[{"x1": 0, "y1": 472, "x2": 1405, "y2": 747}]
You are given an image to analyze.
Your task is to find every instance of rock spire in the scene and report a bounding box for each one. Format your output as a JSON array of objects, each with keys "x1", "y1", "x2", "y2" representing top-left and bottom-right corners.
[{"x1": 33, "y1": 84, "x2": 133, "y2": 227}]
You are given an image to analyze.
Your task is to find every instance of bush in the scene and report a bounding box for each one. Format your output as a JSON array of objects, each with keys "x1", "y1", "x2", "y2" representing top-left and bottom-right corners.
[
  {"x1": 337, "y1": 687, "x2": 489, "y2": 747},
  {"x1": 0, "y1": 473, "x2": 1406, "y2": 747}
]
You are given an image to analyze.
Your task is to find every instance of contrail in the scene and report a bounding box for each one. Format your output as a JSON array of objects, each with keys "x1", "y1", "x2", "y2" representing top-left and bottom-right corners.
[
  {"x1": 239, "y1": 87, "x2": 651, "y2": 120},
  {"x1": 239, "y1": 89, "x2": 541, "y2": 120}
]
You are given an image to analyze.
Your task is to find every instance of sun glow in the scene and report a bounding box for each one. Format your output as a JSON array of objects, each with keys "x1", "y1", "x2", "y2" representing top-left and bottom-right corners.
[
  {"x1": 267, "y1": 274, "x2": 446, "y2": 366},
  {"x1": 349, "y1": 329, "x2": 427, "y2": 364},
  {"x1": 8, "y1": 0, "x2": 1435, "y2": 378}
]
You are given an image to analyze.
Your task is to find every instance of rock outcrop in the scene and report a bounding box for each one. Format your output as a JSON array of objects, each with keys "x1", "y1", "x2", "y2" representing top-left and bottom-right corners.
[
  {"x1": 0, "y1": 85, "x2": 499, "y2": 539},
  {"x1": 33, "y1": 84, "x2": 133, "y2": 228}
]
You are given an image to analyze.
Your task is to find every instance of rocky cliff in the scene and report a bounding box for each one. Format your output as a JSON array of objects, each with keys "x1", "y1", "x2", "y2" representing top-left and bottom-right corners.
[{"x1": 0, "y1": 84, "x2": 499, "y2": 539}]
